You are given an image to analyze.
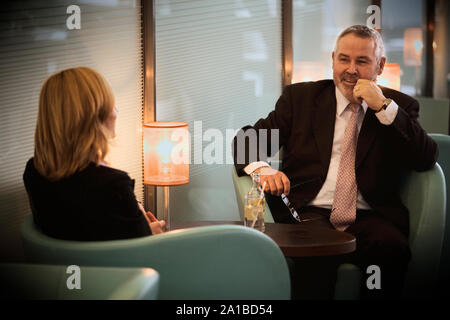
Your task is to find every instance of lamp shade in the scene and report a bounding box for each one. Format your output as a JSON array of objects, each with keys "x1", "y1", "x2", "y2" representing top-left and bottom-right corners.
[
  {"x1": 377, "y1": 63, "x2": 401, "y2": 91},
  {"x1": 143, "y1": 121, "x2": 189, "y2": 186},
  {"x1": 292, "y1": 61, "x2": 325, "y2": 84},
  {"x1": 403, "y1": 28, "x2": 423, "y2": 67}
]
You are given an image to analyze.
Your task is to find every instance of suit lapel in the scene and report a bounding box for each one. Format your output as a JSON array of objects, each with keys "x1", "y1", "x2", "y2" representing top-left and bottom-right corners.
[
  {"x1": 355, "y1": 87, "x2": 392, "y2": 168},
  {"x1": 312, "y1": 83, "x2": 379, "y2": 170},
  {"x1": 356, "y1": 108, "x2": 378, "y2": 168},
  {"x1": 313, "y1": 84, "x2": 337, "y2": 171}
]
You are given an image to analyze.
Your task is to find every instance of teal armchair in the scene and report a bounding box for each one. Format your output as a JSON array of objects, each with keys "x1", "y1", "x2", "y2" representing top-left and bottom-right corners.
[
  {"x1": 232, "y1": 163, "x2": 446, "y2": 299},
  {"x1": 233, "y1": 165, "x2": 361, "y2": 299},
  {"x1": 21, "y1": 216, "x2": 290, "y2": 300},
  {"x1": 429, "y1": 133, "x2": 450, "y2": 295},
  {"x1": 399, "y1": 163, "x2": 446, "y2": 298},
  {"x1": 0, "y1": 263, "x2": 159, "y2": 300}
]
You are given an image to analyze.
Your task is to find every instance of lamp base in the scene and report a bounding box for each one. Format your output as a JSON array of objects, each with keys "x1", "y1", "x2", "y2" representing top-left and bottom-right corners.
[{"x1": 164, "y1": 186, "x2": 170, "y2": 231}]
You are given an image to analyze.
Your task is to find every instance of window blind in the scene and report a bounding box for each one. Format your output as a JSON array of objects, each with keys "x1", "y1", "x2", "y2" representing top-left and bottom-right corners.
[
  {"x1": 0, "y1": 0, "x2": 144, "y2": 261},
  {"x1": 155, "y1": 0, "x2": 282, "y2": 221}
]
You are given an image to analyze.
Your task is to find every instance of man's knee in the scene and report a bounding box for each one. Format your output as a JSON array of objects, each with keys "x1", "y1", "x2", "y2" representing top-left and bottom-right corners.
[
  {"x1": 366, "y1": 237, "x2": 411, "y2": 266},
  {"x1": 348, "y1": 216, "x2": 411, "y2": 265}
]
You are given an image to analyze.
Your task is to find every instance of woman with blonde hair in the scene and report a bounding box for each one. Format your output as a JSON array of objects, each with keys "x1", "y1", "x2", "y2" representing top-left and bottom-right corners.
[{"x1": 23, "y1": 67, "x2": 165, "y2": 240}]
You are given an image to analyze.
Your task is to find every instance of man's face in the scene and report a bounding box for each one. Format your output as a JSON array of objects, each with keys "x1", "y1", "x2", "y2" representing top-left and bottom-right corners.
[{"x1": 332, "y1": 33, "x2": 385, "y2": 103}]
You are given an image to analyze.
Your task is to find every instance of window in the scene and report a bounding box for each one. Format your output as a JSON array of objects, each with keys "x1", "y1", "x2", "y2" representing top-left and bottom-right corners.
[
  {"x1": 292, "y1": 0, "x2": 372, "y2": 83},
  {"x1": 154, "y1": 0, "x2": 282, "y2": 221},
  {"x1": 0, "y1": 0, "x2": 144, "y2": 260},
  {"x1": 291, "y1": 0, "x2": 434, "y2": 97},
  {"x1": 382, "y1": 0, "x2": 425, "y2": 96}
]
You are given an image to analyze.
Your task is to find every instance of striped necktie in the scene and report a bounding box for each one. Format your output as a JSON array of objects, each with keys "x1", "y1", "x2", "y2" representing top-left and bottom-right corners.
[{"x1": 330, "y1": 103, "x2": 362, "y2": 231}]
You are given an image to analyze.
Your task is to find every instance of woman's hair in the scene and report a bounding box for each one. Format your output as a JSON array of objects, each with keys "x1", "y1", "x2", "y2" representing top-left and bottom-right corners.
[{"x1": 34, "y1": 67, "x2": 115, "y2": 181}]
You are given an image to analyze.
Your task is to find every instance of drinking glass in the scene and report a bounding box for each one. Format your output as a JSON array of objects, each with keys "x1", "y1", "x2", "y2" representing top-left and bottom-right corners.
[{"x1": 244, "y1": 194, "x2": 265, "y2": 232}]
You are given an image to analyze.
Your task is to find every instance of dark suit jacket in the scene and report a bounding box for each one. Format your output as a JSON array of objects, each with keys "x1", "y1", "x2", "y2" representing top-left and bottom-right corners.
[
  {"x1": 23, "y1": 158, "x2": 152, "y2": 241},
  {"x1": 233, "y1": 80, "x2": 438, "y2": 236}
]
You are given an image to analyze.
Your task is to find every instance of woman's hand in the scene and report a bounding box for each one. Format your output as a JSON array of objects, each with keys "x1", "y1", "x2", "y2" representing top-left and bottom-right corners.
[
  {"x1": 149, "y1": 218, "x2": 166, "y2": 234},
  {"x1": 145, "y1": 211, "x2": 166, "y2": 234},
  {"x1": 138, "y1": 201, "x2": 166, "y2": 234}
]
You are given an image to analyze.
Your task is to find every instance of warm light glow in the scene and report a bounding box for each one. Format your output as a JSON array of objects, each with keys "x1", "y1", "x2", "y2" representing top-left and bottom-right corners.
[
  {"x1": 377, "y1": 63, "x2": 401, "y2": 91},
  {"x1": 404, "y1": 28, "x2": 423, "y2": 66},
  {"x1": 156, "y1": 136, "x2": 174, "y2": 164},
  {"x1": 413, "y1": 40, "x2": 423, "y2": 52},
  {"x1": 292, "y1": 61, "x2": 325, "y2": 84},
  {"x1": 143, "y1": 121, "x2": 189, "y2": 186}
]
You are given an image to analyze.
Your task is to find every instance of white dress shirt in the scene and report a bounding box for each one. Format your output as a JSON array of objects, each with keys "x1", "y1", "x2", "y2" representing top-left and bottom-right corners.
[{"x1": 244, "y1": 86, "x2": 399, "y2": 210}]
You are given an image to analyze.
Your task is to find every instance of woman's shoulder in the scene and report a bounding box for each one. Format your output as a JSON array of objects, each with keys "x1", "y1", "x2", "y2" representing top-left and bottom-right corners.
[
  {"x1": 24, "y1": 157, "x2": 133, "y2": 186},
  {"x1": 74, "y1": 163, "x2": 134, "y2": 191},
  {"x1": 24, "y1": 157, "x2": 36, "y2": 174},
  {"x1": 90, "y1": 163, "x2": 130, "y2": 179},
  {"x1": 23, "y1": 157, "x2": 43, "y2": 184}
]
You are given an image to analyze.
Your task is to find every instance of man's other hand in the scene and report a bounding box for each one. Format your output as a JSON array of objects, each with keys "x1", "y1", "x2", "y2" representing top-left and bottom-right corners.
[
  {"x1": 253, "y1": 166, "x2": 290, "y2": 196},
  {"x1": 353, "y1": 79, "x2": 386, "y2": 111}
]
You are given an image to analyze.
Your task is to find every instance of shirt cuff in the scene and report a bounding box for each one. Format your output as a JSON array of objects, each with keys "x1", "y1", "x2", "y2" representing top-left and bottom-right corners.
[
  {"x1": 243, "y1": 161, "x2": 270, "y2": 175},
  {"x1": 375, "y1": 100, "x2": 399, "y2": 125}
]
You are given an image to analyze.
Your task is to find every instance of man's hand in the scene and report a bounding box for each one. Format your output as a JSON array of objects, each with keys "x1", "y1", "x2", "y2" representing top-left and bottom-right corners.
[
  {"x1": 253, "y1": 166, "x2": 290, "y2": 196},
  {"x1": 353, "y1": 79, "x2": 386, "y2": 111}
]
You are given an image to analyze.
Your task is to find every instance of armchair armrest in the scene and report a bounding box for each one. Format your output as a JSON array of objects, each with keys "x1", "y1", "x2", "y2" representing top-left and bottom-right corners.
[
  {"x1": 21, "y1": 216, "x2": 290, "y2": 300},
  {"x1": 0, "y1": 263, "x2": 159, "y2": 300}
]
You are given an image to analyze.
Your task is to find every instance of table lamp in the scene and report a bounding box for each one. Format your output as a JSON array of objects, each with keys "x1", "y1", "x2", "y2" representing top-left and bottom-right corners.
[
  {"x1": 143, "y1": 121, "x2": 189, "y2": 230},
  {"x1": 377, "y1": 63, "x2": 401, "y2": 91}
]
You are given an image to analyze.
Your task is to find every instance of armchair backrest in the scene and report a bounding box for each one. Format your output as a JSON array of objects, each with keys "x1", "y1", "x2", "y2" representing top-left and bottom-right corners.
[
  {"x1": 21, "y1": 216, "x2": 290, "y2": 300},
  {"x1": 429, "y1": 133, "x2": 450, "y2": 295},
  {"x1": 399, "y1": 163, "x2": 446, "y2": 298}
]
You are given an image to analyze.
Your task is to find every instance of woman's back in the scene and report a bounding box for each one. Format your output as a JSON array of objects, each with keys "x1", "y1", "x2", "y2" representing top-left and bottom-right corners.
[{"x1": 23, "y1": 158, "x2": 151, "y2": 241}]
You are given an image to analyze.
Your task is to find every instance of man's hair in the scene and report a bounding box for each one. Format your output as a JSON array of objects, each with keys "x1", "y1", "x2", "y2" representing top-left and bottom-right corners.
[
  {"x1": 34, "y1": 67, "x2": 115, "y2": 181},
  {"x1": 334, "y1": 25, "x2": 385, "y2": 62}
]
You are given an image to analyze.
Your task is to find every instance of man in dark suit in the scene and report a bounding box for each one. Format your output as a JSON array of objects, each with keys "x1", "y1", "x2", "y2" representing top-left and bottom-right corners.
[{"x1": 233, "y1": 25, "x2": 437, "y2": 299}]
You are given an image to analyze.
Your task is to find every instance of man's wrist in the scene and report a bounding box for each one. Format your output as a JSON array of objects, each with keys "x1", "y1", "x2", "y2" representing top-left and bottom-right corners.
[
  {"x1": 375, "y1": 99, "x2": 398, "y2": 125},
  {"x1": 376, "y1": 98, "x2": 392, "y2": 113},
  {"x1": 252, "y1": 165, "x2": 270, "y2": 175},
  {"x1": 243, "y1": 161, "x2": 270, "y2": 175},
  {"x1": 376, "y1": 98, "x2": 385, "y2": 111}
]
